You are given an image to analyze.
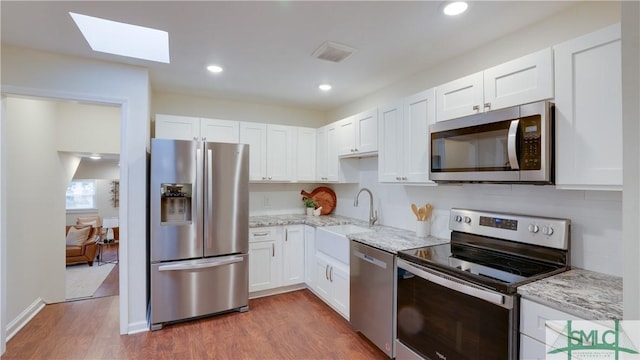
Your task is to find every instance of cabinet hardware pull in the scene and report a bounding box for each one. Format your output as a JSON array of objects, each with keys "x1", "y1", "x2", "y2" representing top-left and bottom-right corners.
[
  {"x1": 262, "y1": 176, "x2": 267, "y2": 180},
  {"x1": 272, "y1": 243, "x2": 275, "y2": 257},
  {"x1": 325, "y1": 264, "x2": 329, "y2": 280},
  {"x1": 253, "y1": 232, "x2": 269, "y2": 237},
  {"x1": 193, "y1": 136, "x2": 198, "y2": 140},
  {"x1": 484, "y1": 102, "x2": 491, "y2": 109},
  {"x1": 268, "y1": 177, "x2": 272, "y2": 180},
  {"x1": 473, "y1": 105, "x2": 480, "y2": 111},
  {"x1": 329, "y1": 266, "x2": 333, "y2": 282},
  {"x1": 285, "y1": 229, "x2": 288, "y2": 241}
]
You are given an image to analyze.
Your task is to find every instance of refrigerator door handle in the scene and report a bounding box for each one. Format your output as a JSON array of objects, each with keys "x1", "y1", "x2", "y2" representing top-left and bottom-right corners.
[
  {"x1": 196, "y1": 147, "x2": 204, "y2": 245},
  {"x1": 158, "y1": 256, "x2": 244, "y2": 272},
  {"x1": 205, "y1": 148, "x2": 213, "y2": 249}
]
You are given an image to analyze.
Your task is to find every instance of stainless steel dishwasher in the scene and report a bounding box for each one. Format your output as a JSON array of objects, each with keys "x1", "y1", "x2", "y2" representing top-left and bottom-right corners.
[{"x1": 350, "y1": 240, "x2": 396, "y2": 358}]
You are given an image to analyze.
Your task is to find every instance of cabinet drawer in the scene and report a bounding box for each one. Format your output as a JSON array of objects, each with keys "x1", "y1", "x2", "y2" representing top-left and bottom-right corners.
[
  {"x1": 249, "y1": 226, "x2": 282, "y2": 243},
  {"x1": 520, "y1": 298, "x2": 585, "y2": 343}
]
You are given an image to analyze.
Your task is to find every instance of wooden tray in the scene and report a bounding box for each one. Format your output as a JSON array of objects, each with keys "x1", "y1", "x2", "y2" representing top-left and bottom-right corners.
[{"x1": 301, "y1": 187, "x2": 337, "y2": 215}]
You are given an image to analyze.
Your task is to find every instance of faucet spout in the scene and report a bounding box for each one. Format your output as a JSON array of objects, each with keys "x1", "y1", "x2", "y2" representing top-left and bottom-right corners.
[{"x1": 354, "y1": 187, "x2": 378, "y2": 227}]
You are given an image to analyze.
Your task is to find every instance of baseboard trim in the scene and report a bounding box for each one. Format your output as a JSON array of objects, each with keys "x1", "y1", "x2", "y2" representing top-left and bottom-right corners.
[
  {"x1": 6, "y1": 298, "x2": 45, "y2": 341},
  {"x1": 249, "y1": 283, "x2": 306, "y2": 299},
  {"x1": 127, "y1": 320, "x2": 149, "y2": 334}
]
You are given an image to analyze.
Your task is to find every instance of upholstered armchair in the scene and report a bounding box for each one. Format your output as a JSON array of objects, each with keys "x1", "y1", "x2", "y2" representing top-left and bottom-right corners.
[{"x1": 65, "y1": 225, "x2": 100, "y2": 266}]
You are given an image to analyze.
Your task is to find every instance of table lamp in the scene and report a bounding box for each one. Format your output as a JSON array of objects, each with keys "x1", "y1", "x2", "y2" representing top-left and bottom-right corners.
[{"x1": 102, "y1": 217, "x2": 119, "y2": 243}]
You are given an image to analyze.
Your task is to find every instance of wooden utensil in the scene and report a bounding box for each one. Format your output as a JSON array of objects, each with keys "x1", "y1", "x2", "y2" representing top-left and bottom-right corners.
[
  {"x1": 411, "y1": 204, "x2": 419, "y2": 220},
  {"x1": 424, "y1": 204, "x2": 433, "y2": 221},
  {"x1": 417, "y1": 207, "x2": 426, "y2": 221}
]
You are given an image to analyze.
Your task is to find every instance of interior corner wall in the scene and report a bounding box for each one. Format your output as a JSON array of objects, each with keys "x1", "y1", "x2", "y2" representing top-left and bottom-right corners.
[
  {"x1": 327, "y1": 1, "x2": 621, "y2": 121},
  {"x1": 5, "y1": 97, "x2": 66, "y2": 324},
  {"x1": 1, "y1": 96, "x2": 7, "y2": 355},
  {"x1": 1, "y1": 45, "x2": 150, "y2": 335},
  {"x1": 622, "y1": 0, "x2": 640, "y2": 320},
  {"x1": 151, "y1": 91, "x2": 328, "y2": 131}
]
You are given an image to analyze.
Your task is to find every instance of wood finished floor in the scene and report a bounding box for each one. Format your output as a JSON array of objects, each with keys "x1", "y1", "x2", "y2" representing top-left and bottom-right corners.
[{"x1": 3, "y1": 289, "x2": 388, "y2": 360}]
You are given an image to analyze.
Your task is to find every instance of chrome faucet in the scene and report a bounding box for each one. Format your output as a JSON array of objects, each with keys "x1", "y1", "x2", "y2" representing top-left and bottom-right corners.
[{"x1": 354, "y1": 187, "x2": 378, "y2": 227}]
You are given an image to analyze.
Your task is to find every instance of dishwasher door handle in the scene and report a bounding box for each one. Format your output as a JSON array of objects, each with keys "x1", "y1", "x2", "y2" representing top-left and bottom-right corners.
[{"x1": 353, "y1": 250, "x2": 387, "y2": 269}]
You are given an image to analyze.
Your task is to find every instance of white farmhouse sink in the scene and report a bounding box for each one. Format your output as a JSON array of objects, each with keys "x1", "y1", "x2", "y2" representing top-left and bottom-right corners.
[
  {"x1": 320, "y1": 224, "x2": 374, "y2": 236},
  {"x1": 316, "y1": 224, "x2": 374, "y2": 264}
]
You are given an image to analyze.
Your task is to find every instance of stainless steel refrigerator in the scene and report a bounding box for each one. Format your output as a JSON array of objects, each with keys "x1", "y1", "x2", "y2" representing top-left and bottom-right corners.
[{"x1": 149, "y1": 138, "x2": 249, "y2": 330}]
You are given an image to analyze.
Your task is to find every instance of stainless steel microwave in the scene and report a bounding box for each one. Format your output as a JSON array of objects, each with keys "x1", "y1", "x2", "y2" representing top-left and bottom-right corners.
[{"x1": 429, "y1": 101, "x2": 554, "y2": 184}]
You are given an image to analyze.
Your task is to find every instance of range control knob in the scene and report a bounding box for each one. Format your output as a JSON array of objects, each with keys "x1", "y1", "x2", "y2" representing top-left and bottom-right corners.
[
  {"x1": 542, "y1": 226, "x2": 554, "y2": 236},
  {"x1": 464, "y1": 216, "x2": 472, "y2": 224},
  {"x1": 454, "y1": 215, "x2": 463, "y2": 223},
  {"x1": 528, "y1": 224, "x2": 540, "y2": 233}
]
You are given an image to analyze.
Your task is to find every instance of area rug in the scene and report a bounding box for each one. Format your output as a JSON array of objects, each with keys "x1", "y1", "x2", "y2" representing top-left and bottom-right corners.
[{"x1": 66, "y1": 263, "x2": 115, "y2": 300}]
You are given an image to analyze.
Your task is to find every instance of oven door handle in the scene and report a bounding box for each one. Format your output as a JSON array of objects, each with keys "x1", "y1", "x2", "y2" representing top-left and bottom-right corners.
[{"x1": 398, "y1": 259, "x2": 507, "y2": 307}]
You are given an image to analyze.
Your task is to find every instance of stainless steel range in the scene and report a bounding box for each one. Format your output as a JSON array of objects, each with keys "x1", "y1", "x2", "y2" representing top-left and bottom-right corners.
[{"x1": 396, "y1": 208, "x2": 570, "y2": 360}]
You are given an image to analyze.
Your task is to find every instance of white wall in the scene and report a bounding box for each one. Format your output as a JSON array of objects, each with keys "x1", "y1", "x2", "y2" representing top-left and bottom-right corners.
[
  {"x1": 622, "y1": 1, "x2": 640, "y2": 320},
  {"x1": 1, "y1": 45, "x2": 150, "y2": 336},
  {"x1": 331, "y1": 158, "x2": 623, "y2": 277},
  {"x1": 56, "y1": 102, "x2": 120, "y2": 154},
  {"x1": 151, "y1": 91, "x2": 327, "y2": 132},
  {"x1": 5, "y1": 98, "x2": 66, "y2": 332},
  {"x1": 249, "y1": 183, "x2": 321, "y2": 216}
]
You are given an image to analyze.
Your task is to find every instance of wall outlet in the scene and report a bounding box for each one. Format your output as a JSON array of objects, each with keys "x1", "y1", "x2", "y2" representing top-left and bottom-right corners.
[{"x1": 263, "y1": 195, "x2": 271, "y2": 207}]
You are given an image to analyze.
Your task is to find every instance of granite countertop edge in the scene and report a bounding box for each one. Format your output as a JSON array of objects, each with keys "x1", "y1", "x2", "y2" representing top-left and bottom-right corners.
[
  {"x1": 517, "y1": 268, "x2": 623, "y2": 320},
  {"x1": 249, "y1": 214, "x2": 449, "y2": 254}
]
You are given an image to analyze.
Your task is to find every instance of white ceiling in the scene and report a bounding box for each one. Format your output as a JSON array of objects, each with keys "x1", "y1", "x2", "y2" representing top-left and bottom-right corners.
[{"x1": 1, "y1": 1, "x2": 577, "y2": 111}]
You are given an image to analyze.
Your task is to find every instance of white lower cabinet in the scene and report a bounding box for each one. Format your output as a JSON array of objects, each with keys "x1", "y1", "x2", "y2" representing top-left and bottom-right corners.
[
  {"x1": 519, "y1": 298, "x2": 585, "y2": 360},
  {"x1": 314, "y1": 252, "x2": 349, "y2": 320},
  {"x1": 282, "y1": 225, "x2": 305, "y2": 286},
  {"x1": 304, "y1": 225, "x2": 316, "y2": 289},
  {"x1": 248, "y1": 227, "x2": 282, "y2": 292}
]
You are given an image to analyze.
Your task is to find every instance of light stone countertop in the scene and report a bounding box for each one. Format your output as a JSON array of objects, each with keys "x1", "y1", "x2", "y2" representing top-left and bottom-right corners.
[
  {"x1": 517, "y1": 268, "x2": 622, "y2": 320},
  {"x1": 250, "y1": 214, "x2": 449, "y2": 254}
]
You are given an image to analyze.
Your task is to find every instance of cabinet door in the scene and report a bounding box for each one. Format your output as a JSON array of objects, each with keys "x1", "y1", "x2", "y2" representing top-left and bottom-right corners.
[
  {"x1": 378, "y1": 101, "x2": 405, "y2": 182},
  {"x1": 155, "y1": 114, "x2": 199, "y2": 141},
  {"x1": 200, "y1": 118, "x2": 239, "y2": 143},
  {"x1": 282, "y1": 225, "x2": 305, "y2": 286},
  {"x1": 296, "y1": 127, "x2": 316, "y2": 182},
  {"x1": 404, "y1": 88, "x2": 436, "y2": 183},
  {"x1": 304, "y1": 225, "x2": 316, "y2": 288},
  {"x1": 266, "y1": 125, "x2": 295, "y2": 181},
  {"x1": 519, "y1": 334, "x2": 547, "y2": 360},
  {"x1": 330, "y1": 263, "x2": 350, "y2": 320},
  {"x1": 315, "y1": 255, "x2": 331, "y2": 300},
  {"x1": 239, "y1": 122, "x2": 268, "y2": 181},
  {"x1": 336, "y1": 116, "x2": 356, "y2": 156},
  {"x1": 483, "y1": 48, "x2": 553, "y2": 112},
  {"x1": 554, "y1": 24, "x2": 622, "y2": 190},
  {"x1": 248, "y1": 241, "x2": 279, "y2": 292},
  {"x1": 436, "y1": 72, "x2": 483, "y2": 122},
  {"x1": 326, "y1": 124, "x2": 340, "y2": 181},
  {"x1": 316, "y1": 126, "x2": 329, "y2": 181},
  {"x1": 354, "y1": 109, "x2": 378, "y2": 154}
]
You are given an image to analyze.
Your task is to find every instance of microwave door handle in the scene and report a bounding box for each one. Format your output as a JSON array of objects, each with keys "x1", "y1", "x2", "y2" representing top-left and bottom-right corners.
[{"x1": 507, "y1": 119, "x2": 520, "y2": 170}]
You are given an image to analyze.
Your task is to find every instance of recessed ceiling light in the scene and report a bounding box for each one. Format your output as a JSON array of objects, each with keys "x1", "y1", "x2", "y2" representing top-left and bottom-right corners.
[
  {"x1": 319, "y1": 84, "x2": 332, "y2": 91},
  {"x1": 443, "y1": 2, "x2": 468, "y2": 16},
  {"x1": 69, "y1": 12, "x2": 170, "y2": 63},
  {"x1": 207, "y1": 65, "x2": 223, "y2": 73},
  {"x1": 89, "y1": 155, "x2": 102, "y2": 160}
]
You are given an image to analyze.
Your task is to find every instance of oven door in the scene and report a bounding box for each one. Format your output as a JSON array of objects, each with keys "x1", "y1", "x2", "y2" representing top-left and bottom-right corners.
[{"x1": 396, "y1": 259, "x2": 518, "y2": 360}]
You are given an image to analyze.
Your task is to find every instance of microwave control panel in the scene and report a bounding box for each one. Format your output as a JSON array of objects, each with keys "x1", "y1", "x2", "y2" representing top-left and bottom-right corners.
[{"x1": 520, "y1": 115, "x2": 541, "y2": 170}]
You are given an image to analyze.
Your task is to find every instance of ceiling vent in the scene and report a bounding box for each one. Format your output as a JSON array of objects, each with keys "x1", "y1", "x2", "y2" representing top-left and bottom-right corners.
[{"x1": 312, "y1": 41, "x2": 356, "y2": 63}]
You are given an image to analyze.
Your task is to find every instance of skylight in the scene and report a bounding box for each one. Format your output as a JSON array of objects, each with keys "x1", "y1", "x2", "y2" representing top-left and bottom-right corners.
[{"x1": 70, "y1": 12, "x2": 170, "y2": 63}]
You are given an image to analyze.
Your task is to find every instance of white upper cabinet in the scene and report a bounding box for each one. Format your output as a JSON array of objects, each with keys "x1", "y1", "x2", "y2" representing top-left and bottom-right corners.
[
  {"x1": 379, "y1": 89, "x2": 436, "y2": 184},
  {"x1": 240, "y1": 122, "x2": 295, "y2": 182},
  {"x1": 436, "y1": 48, "x2": 554, "y2": 122},
  {"x1": 436, "y1": 72, "x2": 484, "y2": 122},
  {"x1": 155, "y1": 114, "x2": 239, "y2": 143},
  {"x1": 554, "y1": 23, "x2": 622, "y2": 190},
  {"x1": 316, "y1": 125, "x2": 329, "y2": 181},
  {"x1": 337, "y1": 109, "x2": 378, "y2": 157},
  {"x1": 199, "y1": 118, "x2": 240, "y2": 143},
  {"x1": 296, "y1": 127, "x2": 317, "y2": 182}
]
